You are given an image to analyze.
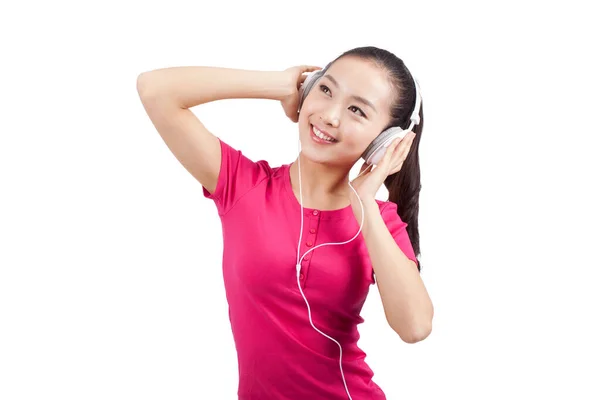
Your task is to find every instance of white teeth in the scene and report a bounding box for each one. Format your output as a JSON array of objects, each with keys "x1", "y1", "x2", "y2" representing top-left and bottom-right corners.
[{"x1": 313, "y1": 125, "x2": 336, "y2": 142}]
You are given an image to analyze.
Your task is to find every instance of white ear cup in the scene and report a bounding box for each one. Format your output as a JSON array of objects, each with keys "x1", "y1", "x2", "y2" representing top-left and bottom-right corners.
[
  {"x1": 363, "y1": 127, "x2": 409, "y2": 166},
  {"x1": 297, "y1": 68, "x2": 326, "y2": 113}
]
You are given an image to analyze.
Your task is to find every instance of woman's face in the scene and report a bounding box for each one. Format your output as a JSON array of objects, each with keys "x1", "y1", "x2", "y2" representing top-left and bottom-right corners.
[{"x1": 298, "y1": 56, "x2": 395, "y2": 167}]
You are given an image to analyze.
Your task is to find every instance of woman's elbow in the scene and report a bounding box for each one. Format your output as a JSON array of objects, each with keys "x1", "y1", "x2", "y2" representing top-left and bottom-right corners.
[{"x1": 400, "y1": 321, "x2": 432, "y2": 344}]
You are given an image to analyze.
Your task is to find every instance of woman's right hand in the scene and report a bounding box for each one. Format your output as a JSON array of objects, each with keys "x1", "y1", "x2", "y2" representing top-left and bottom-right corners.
[{"x1": 280, "y1": 65, "x2": 322, "y2": 123}]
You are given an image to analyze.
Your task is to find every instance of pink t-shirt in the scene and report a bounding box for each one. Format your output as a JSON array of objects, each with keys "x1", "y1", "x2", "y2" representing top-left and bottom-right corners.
[{"x1": 202, "y1": 138, "x2": 418, "y2": 399}]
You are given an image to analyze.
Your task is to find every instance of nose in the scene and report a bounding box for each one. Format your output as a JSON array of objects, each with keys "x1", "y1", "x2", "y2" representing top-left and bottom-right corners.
[{"x1": 320, "y1": 105, "x2": 341, "y2": 128}]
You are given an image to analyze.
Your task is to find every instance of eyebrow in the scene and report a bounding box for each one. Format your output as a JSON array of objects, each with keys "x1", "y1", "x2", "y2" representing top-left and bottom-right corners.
[{"x1": 323, "y1": 74, "x2": 377, "y2": 113}]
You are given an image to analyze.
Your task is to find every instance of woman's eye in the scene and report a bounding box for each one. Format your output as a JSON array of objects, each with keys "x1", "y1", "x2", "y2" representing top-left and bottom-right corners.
[
  {"x1": 318, "y1": 85, "x2": 365, "y2": 118},
  {"x1": 349, "y1": 105, "x2": 366, "y2": 118}
]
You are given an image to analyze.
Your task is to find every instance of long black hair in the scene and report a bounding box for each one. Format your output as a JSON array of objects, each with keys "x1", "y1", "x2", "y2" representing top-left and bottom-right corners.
[{"x1": 331, "y1": 46, "x2": 424, "y2": 272}]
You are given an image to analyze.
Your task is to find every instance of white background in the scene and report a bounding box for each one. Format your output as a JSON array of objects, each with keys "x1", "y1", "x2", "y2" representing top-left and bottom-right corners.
[{"x1": 1, "y1": 1, "x2": 599, "y2": 399}]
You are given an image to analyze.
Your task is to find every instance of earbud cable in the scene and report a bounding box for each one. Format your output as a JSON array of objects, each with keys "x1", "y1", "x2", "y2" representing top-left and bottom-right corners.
[{"x1": 295, "y1": 138, "x2": 372, "y2": 400}]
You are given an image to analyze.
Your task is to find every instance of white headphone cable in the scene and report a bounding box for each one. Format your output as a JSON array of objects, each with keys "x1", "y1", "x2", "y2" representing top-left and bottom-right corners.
[{"x1": 295, "y1": 137, "x2": 371, "y2": 400}]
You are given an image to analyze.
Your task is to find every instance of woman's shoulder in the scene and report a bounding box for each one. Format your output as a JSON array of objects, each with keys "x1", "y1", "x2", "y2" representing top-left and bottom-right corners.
[
  {"x1": 375, "y1": 199, "x2": 406, "y2": 223},
  {"x1": 374, "y1": 199, "x2": 395, "y2": 212}
]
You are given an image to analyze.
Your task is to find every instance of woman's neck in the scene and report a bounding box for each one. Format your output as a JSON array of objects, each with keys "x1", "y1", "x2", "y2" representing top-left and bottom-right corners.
[{"x1": 289, "y1": 157, "x2": 353, "y2": 210}]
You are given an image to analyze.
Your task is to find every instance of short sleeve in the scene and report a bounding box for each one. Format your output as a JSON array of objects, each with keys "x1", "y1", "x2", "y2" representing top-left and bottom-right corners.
[
  {"x1": 380, "y1": 202, "x2": 419, "y2": 269},
  {"x1": 202, "y1": 138, "x2": 270, "y2": 216}
]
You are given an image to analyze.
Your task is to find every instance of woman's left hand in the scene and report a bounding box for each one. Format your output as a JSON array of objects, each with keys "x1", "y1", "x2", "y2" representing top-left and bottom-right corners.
[{"x1": 350, "y1": 131, "x2": 417, "y2": 201}]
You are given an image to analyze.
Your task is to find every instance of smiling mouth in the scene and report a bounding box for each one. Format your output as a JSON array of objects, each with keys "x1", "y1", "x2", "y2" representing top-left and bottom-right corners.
[{"x1": 310, "y1": 124, "x2": 338, "y2": 143}]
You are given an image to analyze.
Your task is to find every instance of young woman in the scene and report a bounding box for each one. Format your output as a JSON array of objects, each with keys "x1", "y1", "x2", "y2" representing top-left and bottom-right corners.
[{"x1": 137, "y1": 46, "x2": 434, "y2": 400}]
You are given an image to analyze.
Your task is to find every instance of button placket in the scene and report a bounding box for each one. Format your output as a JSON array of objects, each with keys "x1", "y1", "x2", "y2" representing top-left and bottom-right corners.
[{"x1": 299, "y1": 210, "x2": 320, "y2": 289}]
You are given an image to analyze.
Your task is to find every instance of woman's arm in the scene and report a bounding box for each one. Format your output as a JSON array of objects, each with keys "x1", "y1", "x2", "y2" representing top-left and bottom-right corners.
[
  {"x1": 136, "y1": 67, "x2": 294, "y2": 193},
  {"x1": 352, "y1": 198, "x2": 434, "y2": 344},
  {"x1": 137, "y1": 67, "x2": 294, "y2": 108}
]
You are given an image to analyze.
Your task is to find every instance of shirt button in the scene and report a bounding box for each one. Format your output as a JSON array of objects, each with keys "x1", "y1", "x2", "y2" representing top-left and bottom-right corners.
[
  {"x1": 310, "y1": 228, "x2": 316, "y2": 234},
  {"x1": 306, "y1": 241, "x2": 313, "y2": 247},
  {"x1": 312, "y1": 210, "x2": 319, "y2": 216},
  {"x1": 299, "y1": 273, "x2": 305, "y2": 280}
]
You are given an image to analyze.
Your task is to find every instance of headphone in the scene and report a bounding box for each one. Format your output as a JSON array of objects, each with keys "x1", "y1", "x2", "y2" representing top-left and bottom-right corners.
[{"x1": 297, "y1": 62, "x2": 422, "y2": 166}]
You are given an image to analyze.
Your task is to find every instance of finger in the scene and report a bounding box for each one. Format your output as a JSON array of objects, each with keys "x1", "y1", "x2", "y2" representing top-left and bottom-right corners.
[
  {"x1": 389, "y1": 134, "x2": 414, "y2": 172},
  {"x1": 302, "y1": 65, "x2": 322, "y2": 72},
  {"x1": 386, "y1": 139, "x2": 406, "y2": 171},
  {"x1": 300, "y1": 70, "x2": 316, "y2": 82},
  {"x1": 378, "y1": 139, "x2": 400, "y2": 169},
  {"x1": 392, "y1": 133, "x2": 413, "y2": 156},
  {"x1": 299, "y1": 66, "x2": 322, "y2": 77},
  {"x1": 394, "y1": 137, "x2": 407, "y2": 156},
  {"x1": 299, "y1": 66, "x2": 322, "y2": 86},
  {"x1": 398, "y1": 133, "x2": 416, "y2": 158},
  {"x1": 389, "y1": 137, "x2": 404, "y2": 156},
  {"x1": 386, "y1": 138, "x2": 402, "y2": 157}
]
